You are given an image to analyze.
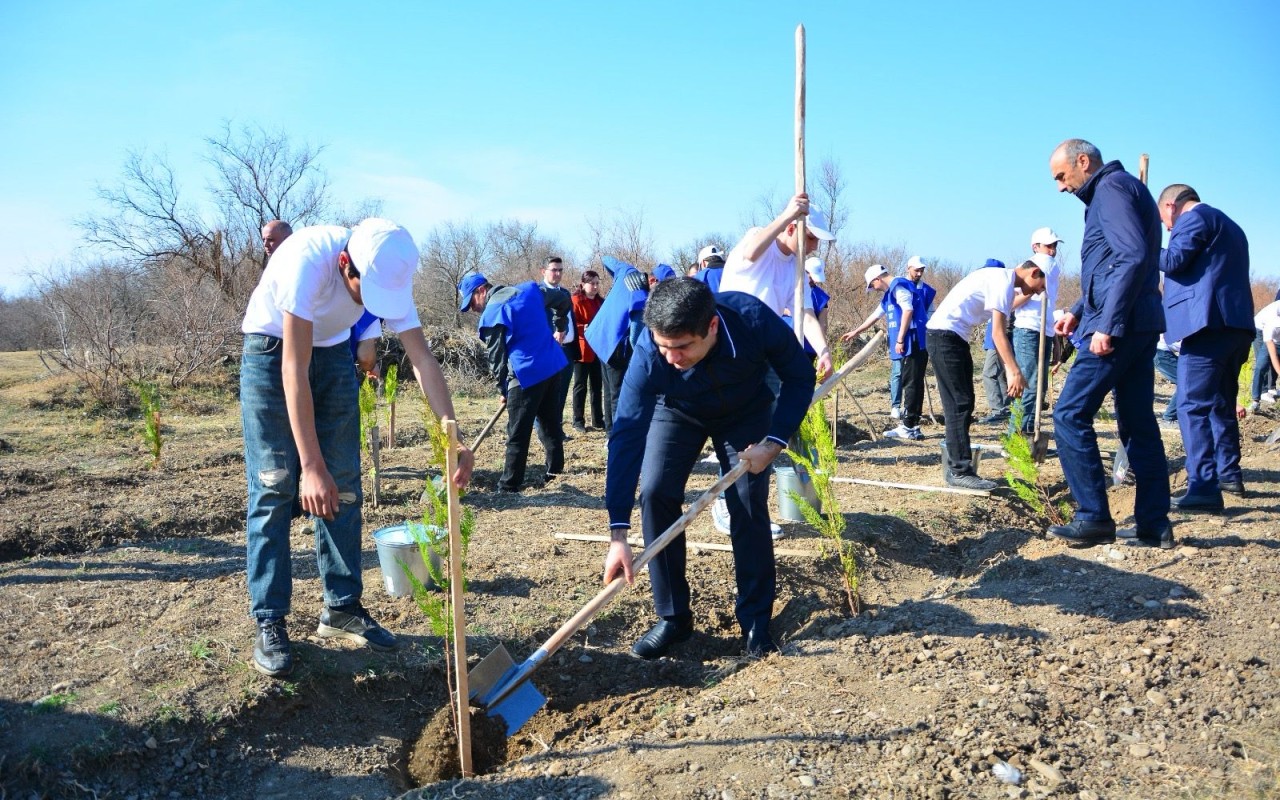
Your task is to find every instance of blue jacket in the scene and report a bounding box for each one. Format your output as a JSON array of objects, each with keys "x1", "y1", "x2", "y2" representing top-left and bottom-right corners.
[
  {"x1": 1070, "y1": 160, "x2": 1164, "y2": 339},
  {"x1": 882, "y1": 277, "x2": 928, "y2": 359},
  {"x1": 604, "y1": 291, "x2": 816, "y2": 527},
  {"x1": 585, "y1": 256, "x2": 649, "y2": 368},
  {"x1": 1160, "y1": 203, "x2": 1253, "y2": 343},
  {"x1": 478, "y1": 281, "x2": 568, "y2": 395},
  {"x1": 802, "y1": 284, "x2": 830, "y2": 357},
  {"x1": 694, "y1": 265, "x2": 724, "y2": 293}
]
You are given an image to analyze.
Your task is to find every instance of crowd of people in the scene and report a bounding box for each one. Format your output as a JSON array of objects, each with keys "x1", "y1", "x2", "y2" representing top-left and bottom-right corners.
[{"x1": 235, "y1": 137, "x2": 1271, "y2": 675}]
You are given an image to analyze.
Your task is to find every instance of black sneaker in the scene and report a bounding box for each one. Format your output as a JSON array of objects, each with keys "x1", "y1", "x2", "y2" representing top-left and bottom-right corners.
[
  {"x1": 946, "y1": 473, "x2": 997, "y2": 491},
  {"x1": 317, "y1": 604, "x2": 397, "y2": 651},
  {"x1": 253, "y1": 618, "x2": 293, "y2": 677}
]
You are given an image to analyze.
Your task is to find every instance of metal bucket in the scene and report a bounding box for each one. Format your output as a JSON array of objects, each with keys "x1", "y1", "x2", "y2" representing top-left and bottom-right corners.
[
  {"x1": 776, "y1": 465, "x2": 821, "y2": 522},
  {"x1": 373, "y1": 523, "x2": 443, "y2": 597}
]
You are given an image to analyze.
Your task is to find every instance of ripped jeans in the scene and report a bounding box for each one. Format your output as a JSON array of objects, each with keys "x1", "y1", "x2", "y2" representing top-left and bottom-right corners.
[{"x1": 240, "y1": 334, "x2": 364, "y2": 621}]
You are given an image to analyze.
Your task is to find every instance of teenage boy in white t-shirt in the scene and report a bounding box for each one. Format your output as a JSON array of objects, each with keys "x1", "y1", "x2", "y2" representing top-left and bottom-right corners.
[
  {"x1": 1253, "y1": 299, "x2": 1280, "y2": 405},
  {"x1": 240, "y1": 219, "x2": 473, "y2": 678},
  {"x1": 925, "y1": 259, "x2": 1047, "y2": 490}
]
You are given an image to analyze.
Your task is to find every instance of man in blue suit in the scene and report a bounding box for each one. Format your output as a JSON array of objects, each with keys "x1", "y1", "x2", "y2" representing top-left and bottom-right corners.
[
  {"x1": 1156, "y1": 184, "x2": 1254, "y2": 510},
  {"x1": 1047, "y1": 139, "x2": 1172, "y2": 549}
]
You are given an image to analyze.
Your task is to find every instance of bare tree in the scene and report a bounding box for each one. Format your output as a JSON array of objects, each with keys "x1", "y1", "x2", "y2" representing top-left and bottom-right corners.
[
  {"x1": 205, "y1": 122, "x2": 331, "y2": 261},
  {"x1": 487, "y1": 219, "x2": 562, "y2": 285},
  {"x1": 668, "y1": 233, "x2": 735, "y2": 276},
  {"x1": 814, "y1": 157, "x2": 848, "y2": 261},
  {"x1": 417, "y1": 221, "x2": 491, "y2": 327},
  {"x1": 583, "y1": 207, "x2": 655, "y2": 270}
]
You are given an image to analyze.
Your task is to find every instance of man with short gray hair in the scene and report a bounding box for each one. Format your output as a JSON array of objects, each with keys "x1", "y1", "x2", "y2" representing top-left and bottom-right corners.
[{"x1": 1047, "y1": 139, "x2": 1171, "y2": 548}]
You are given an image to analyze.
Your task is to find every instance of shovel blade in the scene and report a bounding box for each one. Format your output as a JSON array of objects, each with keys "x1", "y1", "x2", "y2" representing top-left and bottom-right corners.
[
  {"x1": 484, "y1": 677, "x2": 546, "y2": 734},
  {"x1": 1266, "y1": 427, "x2": 1280, "y2": 446},
  {"x1": 1031, "y1": 432, "x2": 1050, "y2": 464},
  {"x1": 468, "y1": 644, "x2": 515, "y2": 703}
]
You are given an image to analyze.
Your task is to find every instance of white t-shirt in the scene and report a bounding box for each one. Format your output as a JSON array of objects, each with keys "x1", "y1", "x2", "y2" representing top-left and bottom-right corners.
[
  {"x1": 926, "y1": 267, "x2": 1016, "y2": 341},
  {"x1": 1013, "y1": 254, "x2": 1060, "y2": 331},
  {"x1": 864, "y1": 285, "x2": 914, "y2": 323},
  {"x1": 720, "y1": 229, "x2": 815, "y2": 317},
  {"x1": 1256, "y1": 300, "x2": 1280, "y2": 342},
  {"x1": 242, "y1": 226, "x2": 422, "y2": 347}
]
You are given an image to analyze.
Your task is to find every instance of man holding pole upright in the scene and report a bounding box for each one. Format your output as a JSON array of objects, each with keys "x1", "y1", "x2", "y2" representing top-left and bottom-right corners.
[
  {"x1": 1046, "y1": 138, "x2": 1171, "y2": 548},
  {"x1": 1010, "y1": 228, "x2": 1064, "y2": 435},
  {"x1": 601, "y1": 278, "x2": 815, "y2": 659}
]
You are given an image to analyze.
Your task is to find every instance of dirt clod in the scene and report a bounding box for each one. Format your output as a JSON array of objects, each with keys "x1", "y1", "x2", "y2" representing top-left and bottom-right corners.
[{"x1": 408, "y1": 705, "x2": 508, "y2": 784}]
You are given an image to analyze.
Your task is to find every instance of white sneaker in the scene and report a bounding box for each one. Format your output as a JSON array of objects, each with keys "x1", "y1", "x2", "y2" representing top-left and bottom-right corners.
[
  {"x1": 770, "y1": 522, "x2": 785, "y2": 541},
  {"x1": 1262, "y1": 390, "x2": 1277, "y2": 404},
  {"x1": 711, "y1": 497, "x2": 732, "y2": 534},
  {"x1": 883, "y1": 424, "x2": 913, "y2": 439},
  {"x1": 890, "y1": 407, "x2": 902, "y2": 420}
]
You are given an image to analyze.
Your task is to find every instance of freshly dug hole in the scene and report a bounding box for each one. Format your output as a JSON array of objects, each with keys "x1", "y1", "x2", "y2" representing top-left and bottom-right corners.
[{"x1": 407, "y1": 704, "x2": 509, "y2": 784}]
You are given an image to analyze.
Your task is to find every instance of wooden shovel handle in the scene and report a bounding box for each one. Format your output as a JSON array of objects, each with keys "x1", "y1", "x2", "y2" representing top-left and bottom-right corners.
[
  {"x1": 469, "y1": 402, "x2": 506, "y2": 453},
  {"x1": 792, "y1": 24, "x2": 807, "y2": 343}
]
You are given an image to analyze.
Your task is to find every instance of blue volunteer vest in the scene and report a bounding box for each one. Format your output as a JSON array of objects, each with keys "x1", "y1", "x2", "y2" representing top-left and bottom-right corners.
[
  {"x1": 586, "y1": 256, "x2": 649, "y2": 365},
  {"x1": 882, "y1": 277, "x2": 927, "y2": 359},
  {"x1": 478, "y1": 281, "x2": 567, "y2": 389}
]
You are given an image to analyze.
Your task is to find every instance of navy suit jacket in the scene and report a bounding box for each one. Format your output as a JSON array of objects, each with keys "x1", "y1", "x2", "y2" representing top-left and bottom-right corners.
[
  {"x1": 1069, "y1": 161, "x2": 1165, "y2": 339},
  {"x1": 1159, "y1": 203, "x2": 1253, "y2": 343}
]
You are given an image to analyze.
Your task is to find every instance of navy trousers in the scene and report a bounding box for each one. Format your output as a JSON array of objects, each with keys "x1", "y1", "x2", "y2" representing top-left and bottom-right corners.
[
  {"x1": 1177, "y1": 328, "x2": 1252, "y2": 495},
  {"x1": 1053, "y1": 332, "x2": 1170, "y2": 528},
  {"x1": 638, "y1": 403, "x2": 775, "y2": 637}
]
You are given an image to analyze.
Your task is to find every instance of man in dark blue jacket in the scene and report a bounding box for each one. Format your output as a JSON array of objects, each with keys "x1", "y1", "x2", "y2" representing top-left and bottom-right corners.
[
  {"x1": 1047, "y1": 139, "x2": 1171, "y2": 548},
  {"x1": 584, "y1": 256, "x2": 650, "y2": 432},
  {"x1": 459, "y1": 273, "x2": 569, "y2": 492},
  {"x1": 601, "y1": 278, "x2": 815, "y2": 659},
  {"x1": 1157, "y1": 184, "x2": 1253, "y2": 510}
]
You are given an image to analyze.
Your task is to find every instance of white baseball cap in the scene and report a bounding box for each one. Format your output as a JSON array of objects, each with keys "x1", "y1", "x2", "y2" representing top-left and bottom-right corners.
[
  {"x1": 805, "y1": 256, "x2": 826, "y2": 283},
  {"x1": 347, "y1": 218, "x2": 418, "y2": 320},
  {"x1": 697, "y1": 245, "x2": 724, "y2": 263},
  {"x1": 863, "y1": 264, "x2": 889, "y2": 292},
  {"x1": 804, "y1": 208, "x2": 836, "y2": 241},
  {"x1": 906, "y1": 255, "x2": 927, "y2": 271},
  {"x1": 1031, "y1": 227, "x2": 1064, "y2": 247}
]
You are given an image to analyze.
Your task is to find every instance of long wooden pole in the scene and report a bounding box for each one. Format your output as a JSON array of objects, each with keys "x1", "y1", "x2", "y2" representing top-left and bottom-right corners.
[
  {"x1": 792, "y1": 23, "x2": 807, "y2": 344},
  {"x1": 445, "y1": 420, "x2": 472, "y2": 777}
]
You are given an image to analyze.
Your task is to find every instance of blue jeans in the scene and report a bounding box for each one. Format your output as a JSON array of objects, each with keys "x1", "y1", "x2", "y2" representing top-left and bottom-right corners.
[
  {"x1": 889, "y1": 358, "x2": 902, "y2": 410},
  {"x1": 638, "y1": 403, "x2": 775, "y2": 637},
  {"x1": 241, "y1": 335, "x2": 364, "y2": 621},
  {"x1": 1177, "y1": 328, "x2": 1251, "y2": 495},
  {"x1": 1153, "y1": 349, "x2": 1179, "y2": 421},
  {"x1": 1052, "y1": 333, "x2": 1170, "y2": 528},
  {"x1": 1012, "y1": 328, "x2": 1049, "y2": 430},
  {"x1": 1252, "y1": 329, "x2": 1276, "y2": 401}
]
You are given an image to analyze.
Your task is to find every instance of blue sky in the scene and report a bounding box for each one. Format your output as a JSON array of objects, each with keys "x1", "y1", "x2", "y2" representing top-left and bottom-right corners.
[{"x1": 2, "y1": 1, "x2": 1277, "y2": 297}]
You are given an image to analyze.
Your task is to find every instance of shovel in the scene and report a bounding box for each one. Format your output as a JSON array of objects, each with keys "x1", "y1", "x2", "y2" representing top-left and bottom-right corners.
[
  {"x1": 470, "y1": 401, "x2": 507, "y2": 453},
  {"x1": 468, "y1": 331, "x2": 886, "y2": 733},
  {"x1": 1031, "y1": 300, "x2": 1051, "y2": 462},
  {"x1": 1265, "y1": 427, "x2": 1280, "y2": 448}
]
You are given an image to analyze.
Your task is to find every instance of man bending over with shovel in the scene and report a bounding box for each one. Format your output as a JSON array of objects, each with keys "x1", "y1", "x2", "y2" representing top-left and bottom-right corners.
[{"x1": 602, "y1": 278, "x2": 815, "y2": 658}]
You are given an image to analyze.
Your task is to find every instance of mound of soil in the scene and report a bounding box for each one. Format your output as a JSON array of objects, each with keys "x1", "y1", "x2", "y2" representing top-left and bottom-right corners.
[{"x1": 407, "y1": 705, "x2": 509, "y2": 784}]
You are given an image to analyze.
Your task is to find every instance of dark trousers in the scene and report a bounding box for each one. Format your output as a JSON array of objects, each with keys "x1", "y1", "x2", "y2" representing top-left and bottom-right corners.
[
  {"x1": 927, "y1": 330, "x2": 978, "y2": 476},
  {"x1": 1177, "y1": 328, "x2": 1252, "y2": 495},
  {"x1": 572, "y1": 359, "x2": 604, "y2": 427},
  {"x1": 1052, "y1": 332, "x2": 1169, "y2": 527},
  {"x1": 500, "y1": 375, "x2": 565, "y2": 491},
  {"x1": 639, "y1": 404, "x2": 775, "y2": 637},
  {"x1": 896, "y1": 349, "x2": 928, "y2": 428},
  {"x1": 1251, "y1": 328, "x2": 1276, "y2": 401},
  {"x1": 555, "y1": 362, "x2": 573, "y2": 418},
  {"x1": 602, "y1": 354, "x2": 629, "y2": 433}
]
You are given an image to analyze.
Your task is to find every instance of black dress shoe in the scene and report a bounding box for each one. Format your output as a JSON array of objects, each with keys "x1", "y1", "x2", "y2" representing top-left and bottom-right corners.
[
  {"x1": 745, "y1": 626, "x2": 780, "y2": 657},
  {"x1": 631, "y1": 618, "x2": 693, "y2": 660},
  {"x1": 1174, "y1": 492, "x2": 1224, "y2": 512},
  {"x1": 1117, "y1": 523, "x2": 1176, "y2": 550},
  {"x1": 1047, "y1": 519, "x2": 1117, "y2": 547},
  {"x1": 1220, "y1": 480, "x2": 1246, "y2": 496}
]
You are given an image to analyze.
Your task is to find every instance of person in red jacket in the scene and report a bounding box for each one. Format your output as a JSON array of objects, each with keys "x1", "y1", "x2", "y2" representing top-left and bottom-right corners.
[{"x1": 571, "y1": 270, "x2": 606, "y2": 431}]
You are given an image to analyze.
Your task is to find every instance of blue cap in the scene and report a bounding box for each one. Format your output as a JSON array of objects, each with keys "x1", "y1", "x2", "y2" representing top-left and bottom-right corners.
[
  {"x1": 653, "y1": 263, "x2": 676, "y2": 282},
  {"x1": 458, "y1": 272, "x2": 488, "y2": 311},
  {"x1": 982, "y1": 258, "x2": 1006, "y2": 269}
]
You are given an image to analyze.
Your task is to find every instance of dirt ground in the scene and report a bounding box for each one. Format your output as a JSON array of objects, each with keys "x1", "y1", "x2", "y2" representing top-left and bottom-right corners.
[{"x1": 2, "y1": 350, "x2": 1278, "y2": 800}]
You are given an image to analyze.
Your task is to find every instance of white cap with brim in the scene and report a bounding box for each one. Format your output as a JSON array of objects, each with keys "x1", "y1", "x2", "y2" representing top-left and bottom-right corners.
[
  {"x1": 347, "y1": 218, "x2": 418, "y2": 320},
  {"x1": 906, "y1": 255, "x2": 927, "y2": 271},
  {"x1": 805, "y1": 256, "x2": 826, "y2": 283},
  {"x1": 864, "y1": 264, "x2": 889, "y2": 292},
  {"x1": 805, "y1": 208, "x2": 836, "y2": 241},
  {"x1": 1031, "y1": 227, "x2": 1064, "y2": 247}
]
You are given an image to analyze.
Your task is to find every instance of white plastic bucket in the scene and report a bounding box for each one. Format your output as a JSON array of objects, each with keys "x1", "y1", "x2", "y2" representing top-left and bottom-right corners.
[
  {"x1": 373, "y1": 523, "x2": 443, "y2": 597},
  {"x1": 776, "y1": 465, "x2": 821, "y2": 522}
]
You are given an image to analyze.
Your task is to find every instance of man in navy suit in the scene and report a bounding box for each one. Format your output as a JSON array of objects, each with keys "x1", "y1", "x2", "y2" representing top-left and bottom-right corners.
[
  {"x1": 1046, "y1": 139, "x2": 1172, "y2": 549},
  {"x1": 1156, "y1": 184, "x2": 1253, "y2": 510}
]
